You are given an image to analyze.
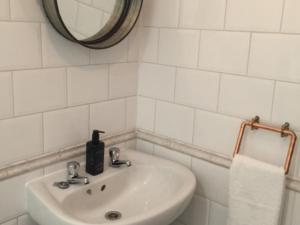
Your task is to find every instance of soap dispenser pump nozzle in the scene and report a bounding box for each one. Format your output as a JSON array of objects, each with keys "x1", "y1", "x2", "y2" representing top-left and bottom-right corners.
[{"x1": 92, "y1": 130, "x2": 105, "y2": 144}]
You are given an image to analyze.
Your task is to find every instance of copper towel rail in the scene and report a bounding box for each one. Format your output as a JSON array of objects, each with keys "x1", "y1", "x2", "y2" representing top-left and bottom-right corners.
[{"x1": 233, "y1": 116, "x2": 297, "y2": 174}]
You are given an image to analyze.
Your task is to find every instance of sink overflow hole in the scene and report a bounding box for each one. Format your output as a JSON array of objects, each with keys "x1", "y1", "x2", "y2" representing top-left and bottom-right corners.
[
  {"x1": 101, "y1": 185, "x2": 106, "y2": 191},
  {"x1": 105, "y1": 211, "x2": 122, "y2": 221}
]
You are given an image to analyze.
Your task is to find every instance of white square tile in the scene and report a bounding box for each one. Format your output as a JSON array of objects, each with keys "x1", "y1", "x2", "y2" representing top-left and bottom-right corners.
[
  {"x1": 193, "y1": 111, "x2": 242, "y2": 157},
  {"x1": 192, "y1": 158, "x2": 229, "y2": 205},
  {"x1": 137, "y1": 97, "x2": 156, "y2": 131},
  {"x1": 67, "y1": 65, "x2": 109, "y2": 106},
  {"x1": 179, "y1": 195, "x2": 210, "y2": 225},
  {"x1": 109, "y1": 63, "x2": 138, "y2": 99},
  {"x1": 13, "y1": 68, "x2": 67, "y2": 116},
  {"x1": 199, "y1": 31, "x2": 250, "y2": 75},
  {"x1": 44, "y1": 106, "x2": 89, "y2": 152},
  {"x1": 159, "y1": 29, "x2": 200, "y2": 68},
  {"x1": 0, "y1": 72, "x2": 13, "y2": 119},
  {"x1": 180, "y1": 0, "x2": 226, "y2": 30},
  {"x1": 126, "y1": 97, "x2": 137, "y2": 130},
  {"x1": 10, "y1": 0, "x2": 45, "y2": 22},
  {"x1": 136, "y1": 140, "x2": 154, "y2": 154},
  {"x1": 272, "y1": 82, "x2": 300, "y2": 131},
  {"x1": 248, "y1": 34, "x2": 300, "y2": 83},
  {"x1": 0, "y1": 22, "x2": 41, "y2": 70},
  {"x1": 141, "y1": 0, "x2": 180, "y2": 27},
  {"x1": 0, "y1": 115, "x2": 43, "y2": 166},
  {"x1": 208, "y1": 201, "x2": 228, "y2": 225},
  {"x1": 155, "y1": 101, "x2": 194, "y2": 143},
  {"x1": 0, "y1": 170, "x2": 43, "y2": 223},
  {"x1": 0, "y1": 0, "x2": 10, "y2": 20},
  {"x1": 226, "y1": 0, "x2": 283, "y2": 32},
  {"x1": 282, "y1": 0, "x2": 300, "y2": 33},
  {"x1": 17, "y1": 214, "x2": 38, "y2": 225},
  {"x1": 41, "y1": 24, "x2": 89, "y2": 67},
  {"x1": 90, "y1": 40, "x2": 128, "y2": 64},
  {"x1": 139, "y1": 27, "x2": 159, "y2": 63},
  {"x1": 139, "y1": 63, "x2": 176, "y2": 101},
  {"x1": 219, "y1": 74, "x2": 274, "y2": 119},
  {"x1": 90, "y1": 99, "x2": 126, "y2": 135},
  {"x1": 175, "y1": 68, "x2": 220, "y2": 111},
  {"x1": 154, "y1": 145, "x2": 191, "y2": 168}
]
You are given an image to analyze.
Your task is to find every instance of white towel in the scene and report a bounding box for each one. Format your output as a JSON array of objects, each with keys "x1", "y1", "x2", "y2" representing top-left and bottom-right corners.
[{"x1": 227, "y1": 155, "x2": 285, "y2": 225}]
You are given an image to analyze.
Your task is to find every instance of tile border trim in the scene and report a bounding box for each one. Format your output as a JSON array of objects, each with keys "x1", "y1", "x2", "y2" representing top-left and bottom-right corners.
[
  {"x1": 0, "y1": 129, "x2": 136, "y2": 181},
  {"x1": 136, "y1": 129, "x2": 300, "y2": 193},
  {"x1": 1, "y1": 128, "x2": 299, "y2": 193}
]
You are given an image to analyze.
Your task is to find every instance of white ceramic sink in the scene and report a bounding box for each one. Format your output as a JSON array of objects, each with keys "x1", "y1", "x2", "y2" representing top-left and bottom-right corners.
[{"x1": 26, "y1": 149, "x2": 196, "y2": 225}]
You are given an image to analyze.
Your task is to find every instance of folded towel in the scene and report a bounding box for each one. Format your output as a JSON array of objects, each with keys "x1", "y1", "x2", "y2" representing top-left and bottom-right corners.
[{"x1": 227, "y1": 155, "x2": 285, "y2": 225}]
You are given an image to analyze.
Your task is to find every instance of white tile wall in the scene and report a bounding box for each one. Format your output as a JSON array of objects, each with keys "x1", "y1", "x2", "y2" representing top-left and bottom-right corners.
[
  {"x1": 137, "y1": 1, "x2": 300, "y2": 223},
  {"x1": 0, "y1": 1, "x2": 139, "y2": 222}
]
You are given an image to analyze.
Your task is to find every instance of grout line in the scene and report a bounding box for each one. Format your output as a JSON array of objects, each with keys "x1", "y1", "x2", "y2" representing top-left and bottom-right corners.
[
  {"x1": 280, "y1": 0, "x2": 287, "y2": 32},
  {"x1": 139, "y1": 61, "x2": 300, "y2": 86},
  {"x1": 191, "y1": 108, "x2": 197, "y2": 144},
  {"x1": 0, "y1": 95, "x2": 136, "y2": 122},
  {"x1": 223, "y1": 0, "x2": 229, "y2": 30},
  {"x1": 216, "y1": 73, "x2": 223, "y2": 112},
  {"x1": 270, "y1": 81, "x2": 278, "y2": 122},
  {"x1": 246, "y1": 32, "x2": 253, "y2": 75},
  {"x1": 140, "y1": 25, "x2": 300, "y2": 36},
  {"x1": 10, "y1": 72, "x2": 15, "y2": 116},
  {"x1": 196, "y1": 30, "x2": 202, "y2": 68}
]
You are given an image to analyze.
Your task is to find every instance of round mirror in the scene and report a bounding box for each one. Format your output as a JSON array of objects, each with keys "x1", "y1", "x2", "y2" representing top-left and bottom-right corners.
[{"x1": 42, "y1": 0, "x2": 143, "y2": 49}]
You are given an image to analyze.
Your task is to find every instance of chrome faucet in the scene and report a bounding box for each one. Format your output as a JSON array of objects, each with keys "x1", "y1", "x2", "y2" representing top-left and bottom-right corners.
[
  {"x1": 109, "y1": 147, "x2": 132, "y2": 168},
  {"x1": 67, "y1": 161, "x2": 89, "y2": 185}
]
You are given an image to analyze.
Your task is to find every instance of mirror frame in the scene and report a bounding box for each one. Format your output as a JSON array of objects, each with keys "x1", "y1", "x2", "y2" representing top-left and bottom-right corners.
[{"x1": 42, "y1": 0, "x2": 143, "y2": 49}]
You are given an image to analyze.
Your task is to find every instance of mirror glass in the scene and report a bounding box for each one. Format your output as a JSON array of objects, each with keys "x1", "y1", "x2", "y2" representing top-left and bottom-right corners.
[{"x1": 57, "y1": 0, "x2": 117, "y2": 40}]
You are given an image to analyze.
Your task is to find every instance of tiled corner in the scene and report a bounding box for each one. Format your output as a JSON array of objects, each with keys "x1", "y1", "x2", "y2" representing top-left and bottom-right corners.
[
  {"x1": 139, "y1": 28, "x2": 159, "y2": 63},
  {"x1": 208, "y1": 201, "x2": 228, "y2": 225},
  {"x1": 17, "y1": 214, "x2": 38, "y2": 225},
  {"x1": 136, "y1": 139, "x2": 154, "y2": 155}
]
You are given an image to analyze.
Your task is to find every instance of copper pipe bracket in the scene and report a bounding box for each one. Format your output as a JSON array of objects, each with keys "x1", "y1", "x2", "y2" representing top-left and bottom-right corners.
[
  {"x1": 233, "y1": 116, "x2": 297, "y2": 174},
  {"x1": 281, "y1": 122, "x2": 290, "y2": 138}
]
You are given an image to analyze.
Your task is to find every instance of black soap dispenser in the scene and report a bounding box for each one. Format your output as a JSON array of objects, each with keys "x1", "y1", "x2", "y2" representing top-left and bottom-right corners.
[{"x1": 86, "y1": 130, "x2": 105, "y2": 176}]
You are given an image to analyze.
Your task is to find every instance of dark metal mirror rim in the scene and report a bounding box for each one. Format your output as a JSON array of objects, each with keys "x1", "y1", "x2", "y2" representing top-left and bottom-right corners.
[{"x1": 42, "y1": 0, "x2": 143, "y2": 49}]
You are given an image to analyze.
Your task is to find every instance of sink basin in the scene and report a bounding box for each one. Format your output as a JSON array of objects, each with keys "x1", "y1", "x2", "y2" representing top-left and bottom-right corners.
[{"x1": 26, "y1": 149, "x2": 196, "y2": 225}]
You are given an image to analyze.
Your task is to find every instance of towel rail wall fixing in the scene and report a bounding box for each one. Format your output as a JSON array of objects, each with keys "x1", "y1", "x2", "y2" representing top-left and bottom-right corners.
[{"x1": 233, "y1": 116, "x2": 297, "y2": 174}]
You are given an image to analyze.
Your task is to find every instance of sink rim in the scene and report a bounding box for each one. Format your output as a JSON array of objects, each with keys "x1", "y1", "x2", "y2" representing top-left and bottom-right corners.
[{"x1": 27, "y1": 149, "x2": 196, "y2": 225}]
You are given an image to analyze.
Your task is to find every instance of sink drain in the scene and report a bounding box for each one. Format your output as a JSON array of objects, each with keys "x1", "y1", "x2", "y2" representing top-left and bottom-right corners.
[{"x1": 105, "y1": 211, "x2": 122, "y2": 221}]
